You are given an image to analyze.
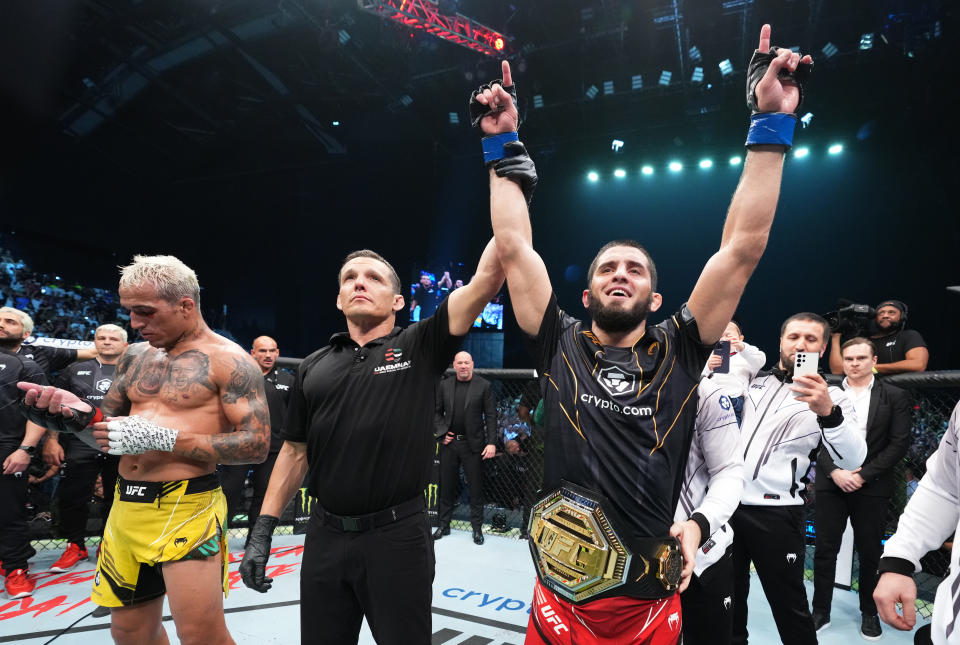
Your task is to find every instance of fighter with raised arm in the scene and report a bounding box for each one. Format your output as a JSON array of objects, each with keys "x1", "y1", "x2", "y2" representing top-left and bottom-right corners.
[
  {"x1": 18, "y1": 255, "x2": 269, "y2": 645},
  {"x1": 475, "y1": 24, "x2": 811, "y2": 644}
]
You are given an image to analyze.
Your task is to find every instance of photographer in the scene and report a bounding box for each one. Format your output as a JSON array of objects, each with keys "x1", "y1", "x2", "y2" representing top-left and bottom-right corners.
[{"x1": 828, "y1": 300, "x2": 928, "y2": 375}]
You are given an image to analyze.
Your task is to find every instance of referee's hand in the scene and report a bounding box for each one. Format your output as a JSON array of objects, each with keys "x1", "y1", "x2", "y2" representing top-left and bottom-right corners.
[{"x1": 669, "y1": 519, "x2": 701, "y2": 593}]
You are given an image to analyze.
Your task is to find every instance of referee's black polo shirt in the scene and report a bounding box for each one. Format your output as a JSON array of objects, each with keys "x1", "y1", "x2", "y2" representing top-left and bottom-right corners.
[{"x1": 283, "y1": 299, "x2": 463, "y2": 516}]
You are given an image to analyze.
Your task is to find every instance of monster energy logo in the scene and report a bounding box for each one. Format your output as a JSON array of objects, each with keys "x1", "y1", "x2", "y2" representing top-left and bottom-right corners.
[
  {"x1": 298, "y1": 487, "x2": 317, "y2": 515},
  {"x1": 424, "y1": 483, "x2": 438, "y2": 509}
]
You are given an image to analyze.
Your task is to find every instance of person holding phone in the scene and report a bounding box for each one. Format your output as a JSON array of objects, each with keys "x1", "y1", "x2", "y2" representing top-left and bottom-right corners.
[
  {"x1": 702, "y1": 320, "x2": 766, "y2": 426},
  {"x1": 729, "y1": 313, "x2": 867, "y2": 645}
]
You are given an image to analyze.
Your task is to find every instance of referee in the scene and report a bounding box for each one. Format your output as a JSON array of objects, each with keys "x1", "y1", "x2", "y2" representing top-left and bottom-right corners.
[{"x1": 240, "y1": 245, "x2": 503, "y2": 645}]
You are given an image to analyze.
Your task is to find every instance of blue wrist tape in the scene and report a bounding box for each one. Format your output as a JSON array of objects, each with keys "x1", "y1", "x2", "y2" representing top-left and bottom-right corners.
[
  {"x1": 482, "y1": 132, "x2": 520, "y2": 164},
  {"x1": 745, "y1": 113, "x2": 798, "y2": 148}
]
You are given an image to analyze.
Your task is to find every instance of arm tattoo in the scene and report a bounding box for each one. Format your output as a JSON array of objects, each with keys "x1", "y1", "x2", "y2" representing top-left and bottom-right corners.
[{"x1": 222, "y1": 357, "x2": 260, "y2": 404}]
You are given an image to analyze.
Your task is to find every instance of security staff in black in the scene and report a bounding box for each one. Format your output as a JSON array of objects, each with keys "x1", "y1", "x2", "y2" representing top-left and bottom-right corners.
[
  {"x1": 49, "y1": 357, "x2": 121, "y2": 565},
  {"x1": 221, "y1": 335, "x2": 294, "y2": 541},
  {"x1": 433, "y1": 350, "x2": 497, "y2": 544},
  {"x1": 240, "y1": 245, "x2": 504, "y2": 645},
  {"x1": 0, "y1": 350, "x2": 47, "y2": 596}
]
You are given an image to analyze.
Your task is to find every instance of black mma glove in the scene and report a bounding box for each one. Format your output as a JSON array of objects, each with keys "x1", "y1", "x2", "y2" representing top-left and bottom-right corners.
[
  {"x1": 19, "y1": 398, "x2": 101, "y2": 434},
  {"x1": 492, "y1": 141, "x2": 538, "y2": 206},
  {"x1": 240, "y1": 514, "x2": 279, "y2": 593},
  {"x1": 469, "y1": 79, "x2": 520, "y2": 128},
  {"x1": 746, "y1": 46, "x2": 812, "y2": 114}
]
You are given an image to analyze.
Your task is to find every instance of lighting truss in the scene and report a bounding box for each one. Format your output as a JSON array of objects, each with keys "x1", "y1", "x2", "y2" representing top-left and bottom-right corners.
[{"x1": 357, "y1": 0, "x2": 509, "y2": 57}]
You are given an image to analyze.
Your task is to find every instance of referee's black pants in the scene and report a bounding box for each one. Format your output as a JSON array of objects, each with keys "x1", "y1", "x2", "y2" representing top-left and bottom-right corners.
[
  {"x1": 681, "y1": 548, "x2": 735, "y2": 645},
  {"x1": 812, "y1": 488, "x2": 889, "y2": 617},
  {"x1": 300, "y1": 504, "x2": 435, "y2": 645},
  {"x1": 437, "y1": 439, "x2": 483, "y2": 530},
  {"x1": 730, "y1": 504, "x2": 816, "y2": 645},
  {"x1": 0, "y1": 469, "x2": 35, "y2": 572},
  {"x1": 57, "y1": 439, "x2": 119, "y2": 546}
]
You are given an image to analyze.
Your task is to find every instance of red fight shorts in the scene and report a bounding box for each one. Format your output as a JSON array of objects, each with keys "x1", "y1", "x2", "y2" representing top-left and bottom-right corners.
[{"x1": 525, "y1": 578, "x2": 682, "y2": 645}]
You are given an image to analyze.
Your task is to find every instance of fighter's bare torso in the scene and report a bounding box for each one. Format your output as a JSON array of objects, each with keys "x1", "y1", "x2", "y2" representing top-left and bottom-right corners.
[{"x1": 104, "y1": 333, "x2": 260, "y2": 481}]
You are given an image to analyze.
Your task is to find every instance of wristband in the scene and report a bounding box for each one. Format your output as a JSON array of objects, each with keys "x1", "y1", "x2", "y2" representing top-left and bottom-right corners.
[
  {"x1": 482, "y1": 132, "x2": 519, "y2": 165},
  {"x1": 745, "y1": 112, "x2": 797, "y2": 149},
  {"x1": 89, "y1": 406, "x2": 104, "y2": 426}
]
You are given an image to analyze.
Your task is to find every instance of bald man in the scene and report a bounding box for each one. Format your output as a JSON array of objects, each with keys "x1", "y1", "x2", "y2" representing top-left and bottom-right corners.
[
  {"x1": 221, "y1": 336, "x2": 294, "y2": 541},
  {"x1": 433, "y1": 351, "x2": 498, "y2": 544}
]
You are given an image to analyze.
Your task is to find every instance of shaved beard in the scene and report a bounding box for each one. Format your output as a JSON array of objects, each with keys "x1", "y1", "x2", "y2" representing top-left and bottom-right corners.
[{"x1": 586, "y1": 291, "x2": 652, "y2": 334}]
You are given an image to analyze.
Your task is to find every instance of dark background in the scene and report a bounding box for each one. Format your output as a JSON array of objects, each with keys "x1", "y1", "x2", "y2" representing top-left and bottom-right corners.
[{"x1": 1, "y1": 0, "x2": 955, "y2": 367}]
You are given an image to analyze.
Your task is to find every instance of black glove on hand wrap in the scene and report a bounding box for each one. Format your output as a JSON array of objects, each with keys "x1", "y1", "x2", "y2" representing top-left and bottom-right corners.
[
  {"x1": 746, "y1": 46, "x2": 812, "y2": 114},
  {"x1": 240, "y1": 514, "x2": 279, "y2": 593},
  {"x1": 492, "y1": 141, "x2": 538, "y2": 206},
  {"x1": 469, "y1": 79, "x2": 520, "y2": 128},
  {"x1": 19, "y1": 398, "x2": 97, "y2": 434}
]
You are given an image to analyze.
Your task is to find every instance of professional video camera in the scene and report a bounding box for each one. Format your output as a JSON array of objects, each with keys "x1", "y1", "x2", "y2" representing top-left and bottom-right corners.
[{"x1": 823, "y1": 300, "x2": 876, "y2": 336}]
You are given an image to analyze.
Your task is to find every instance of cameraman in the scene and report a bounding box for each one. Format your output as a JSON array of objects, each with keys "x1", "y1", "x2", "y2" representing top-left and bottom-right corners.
[{"x1": 829, "y1": 300, "x2": 928, "y2": 375}]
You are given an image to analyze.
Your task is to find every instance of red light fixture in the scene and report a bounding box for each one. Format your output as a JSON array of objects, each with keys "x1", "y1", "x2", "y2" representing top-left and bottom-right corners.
[{"x1": 359, "y1": 0, "x2": 511, "y2": 57}]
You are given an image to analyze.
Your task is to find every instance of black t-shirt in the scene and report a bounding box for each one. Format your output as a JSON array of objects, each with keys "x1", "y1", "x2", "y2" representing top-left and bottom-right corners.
[
  {"x1": 531, "y1": 295, "x2": 712, "y2": 542},
  {"x1": 16, "y1": 344, "x2": 78, "y2": 377},
  {"x1": 872, "y1": 328, "x2": 926, "y2": 365},
  {"x1": 264, "y1": 367, "x2": 294, "y2": 453},
  {"x1": 412, "y1": 285, "x2": 440, "y2": 319},
  {"x1": 283, "y1": 299, "x2": 463, "y2": 515},
  {"x1": 0, "y1": 350, "x2": 48, "y2": 448},
  {"x1": 55, "y1": 358, "x2": 117, "y2": 456}
]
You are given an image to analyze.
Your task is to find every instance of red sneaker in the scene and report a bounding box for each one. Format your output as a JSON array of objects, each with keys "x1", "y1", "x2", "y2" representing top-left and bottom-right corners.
[
  {"x1": 50, "y1": 543, "x2": 89, "y2": 573},
  {"x1": 4, "y1": 569, "x2": 34, "y2": 599}
]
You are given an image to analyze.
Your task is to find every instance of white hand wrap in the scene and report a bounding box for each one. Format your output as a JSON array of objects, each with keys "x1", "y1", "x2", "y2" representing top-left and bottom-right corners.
[{"x1": 106, "y1": 416, "x2": 179, "y2": 455}]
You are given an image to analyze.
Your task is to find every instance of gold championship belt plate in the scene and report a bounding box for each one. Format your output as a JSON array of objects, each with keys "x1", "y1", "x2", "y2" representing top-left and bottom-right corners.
[{"x1": 528, "y1": 483, "x2": 683, "y2": 603}]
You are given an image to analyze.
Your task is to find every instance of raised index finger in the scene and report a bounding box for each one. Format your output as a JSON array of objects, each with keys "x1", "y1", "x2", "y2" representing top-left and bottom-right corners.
[
  {"x1": 501, "y1": 60, "x2": 512, "y2": 87},
  {"x1": 758, "y1": 23, "x2": 771, "y2": 53}
]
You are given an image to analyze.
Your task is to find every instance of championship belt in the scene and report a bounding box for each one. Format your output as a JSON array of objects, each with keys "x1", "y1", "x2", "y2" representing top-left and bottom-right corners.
[{"x1": 527, "y1": 482, "x2": 683, "y2": 603}]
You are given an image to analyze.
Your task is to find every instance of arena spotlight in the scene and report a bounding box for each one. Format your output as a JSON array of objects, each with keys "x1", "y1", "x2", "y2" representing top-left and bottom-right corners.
[
  {"x1": 585, "y1": 85, "x2": 599, "y2": 99},
  {"x1": 689, "y1": 45, "x2": 702, "y2": 62},
  {"x1": 729, "y1": 156, "x2": 742, "y2": 166},
  {"x1": 699, "y1": 158, "x2": 713, "y2": 169},
  {"x1": 691, "y1": 67, "x2": 704, "y2": 83},
  {"x1": 668, "y1": 161, "x2": 683, "y2": 172},
  {"x1": 614, "y1": 168, "x2": 627, "y2": 179},
  {"x1": 399, "y1": 94, "x2": 413, "y2": 107},
  {"x1": 603, "y1": 80, "x2": 614, "y2": 95},
  {"x1": 659, "y1": 71, "x2": 672, "y2": 86},
  {"x1": 332, "y1": 121, "x2": 341, "y2": 126},
  {"x1": 338, "y1": 29, "x2": 351, "y2": 45},
  {"x1": 611, "y1": 139, "x2": 624, "y2": 152},
  {"x1": 587, "y1": 171, "x2": 600, "y2": 182},
  {"x1": 631, "y1": 74, "x2": 643, "y2": 90},
  {"x1": 793, "y1": 147, "x2": 809, "y2": 159},
  {"x1": 533, "y1": 94, "x2": 544, "y2": 108},
  {"x1": 448, "y1": 112, "x2": 459, "y2": 124},
  {"x1": 800, "y1": 112, "x2": 814, "y2": 128},
  {"x1": 494, "y1": 37, "x2": 505, "y2": 51},
  {"x1": 828, "y1": 143, "x2": 844, "y2": 155},
  {"x1": 641, "y1": 165, "x2": 654, "y2": 175},
  {"x1": 860, "y1": 33, "x2": 874, "y2": 50},
  {"x1": 822, "y1": 42, "x2": 838, "y2": 58},
  {"x1": 718, "y1": 59, "x2": 734, "y2": 76}
]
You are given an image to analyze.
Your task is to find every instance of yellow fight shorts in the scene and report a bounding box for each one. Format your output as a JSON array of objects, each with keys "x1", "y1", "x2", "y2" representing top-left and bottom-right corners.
[{"x1": 91, "y1": 472, "x2": 228, "y2": 607}]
